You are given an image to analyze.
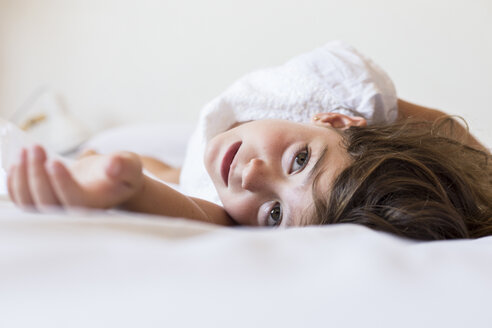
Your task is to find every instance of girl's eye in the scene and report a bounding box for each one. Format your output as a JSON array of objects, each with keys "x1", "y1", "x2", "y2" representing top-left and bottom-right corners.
[
  {"x1": 267, "y1": 204, "x2": 282, "y2": 227},
  {"x1": 291, "y1": 147, "x2": 309, "y2": 173}
]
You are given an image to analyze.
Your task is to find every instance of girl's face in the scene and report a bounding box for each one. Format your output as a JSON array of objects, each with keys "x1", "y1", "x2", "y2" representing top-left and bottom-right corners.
[{"x1": 204, "y1": 116, "x2": 359, "y2": 227}]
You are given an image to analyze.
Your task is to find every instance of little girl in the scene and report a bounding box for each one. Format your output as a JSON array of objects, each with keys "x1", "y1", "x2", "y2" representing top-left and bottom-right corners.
[{"x1": 6, "y1": 42, "x2": 492, "y2": 239}]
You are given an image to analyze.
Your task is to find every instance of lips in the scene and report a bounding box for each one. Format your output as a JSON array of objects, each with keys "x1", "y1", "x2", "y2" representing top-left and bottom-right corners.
[{"x1": 220, "y1": 141, "x2": 242, "y2": 186}]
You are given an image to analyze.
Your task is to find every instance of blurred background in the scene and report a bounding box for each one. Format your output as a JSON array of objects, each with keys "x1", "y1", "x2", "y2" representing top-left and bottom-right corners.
[{"x1": 0, "y1": 0, "x2": 491, "y2": 147}]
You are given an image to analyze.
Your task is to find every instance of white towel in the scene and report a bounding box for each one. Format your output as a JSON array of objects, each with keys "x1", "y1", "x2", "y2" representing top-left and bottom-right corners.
[{"x1": 185, "y1": 41, "x2": 398, "y2": 204}]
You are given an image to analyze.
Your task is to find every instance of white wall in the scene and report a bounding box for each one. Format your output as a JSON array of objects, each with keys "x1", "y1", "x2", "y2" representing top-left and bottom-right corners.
[{"x1": 0, "y1": 0, "x2": 491, "y2": 146}]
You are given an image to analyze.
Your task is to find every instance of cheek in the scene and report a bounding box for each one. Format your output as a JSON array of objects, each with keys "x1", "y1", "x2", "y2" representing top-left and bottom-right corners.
[
  {"x1": 219, "y1": 192, "x2": 259, "y2": 226},
  {"x1": 204, "y1": 134, "x2": 223, "y2": 177}
]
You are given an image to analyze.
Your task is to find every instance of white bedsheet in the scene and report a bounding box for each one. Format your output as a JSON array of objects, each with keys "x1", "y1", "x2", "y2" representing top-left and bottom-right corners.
[{"x1": 1, "y1": 198, "x2": 492, "y2": 328}]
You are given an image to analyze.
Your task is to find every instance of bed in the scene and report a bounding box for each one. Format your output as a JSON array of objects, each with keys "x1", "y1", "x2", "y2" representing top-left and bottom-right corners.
[{"x1": 1, "y1": 121, "x2": 492, "y2": 328}]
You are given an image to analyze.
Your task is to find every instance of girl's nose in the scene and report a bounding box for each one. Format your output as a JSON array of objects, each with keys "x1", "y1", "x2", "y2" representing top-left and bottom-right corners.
[{"x1": 241, "y1": 158, "x2": 270, "y2": 192}]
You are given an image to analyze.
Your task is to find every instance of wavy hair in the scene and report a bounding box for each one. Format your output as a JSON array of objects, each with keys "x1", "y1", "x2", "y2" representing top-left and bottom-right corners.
[{"x1": 311, "y1": 118, "x2": 492, "y2": 240}]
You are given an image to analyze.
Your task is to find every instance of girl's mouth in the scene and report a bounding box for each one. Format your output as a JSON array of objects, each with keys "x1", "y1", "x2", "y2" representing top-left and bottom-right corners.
[{"x1": 221, "y1": 141, "x2": 242, "y2": 186}]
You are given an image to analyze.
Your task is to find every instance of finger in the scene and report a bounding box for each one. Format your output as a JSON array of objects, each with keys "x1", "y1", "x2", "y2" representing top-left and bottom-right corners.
[
  {"x1": 51, "y1": 157, "x2": 134, "y2": 209},
  {"x1": 27, "y1": 145, "x2": 60, "y2": 209},
  {"x1": 78, "y1": 149, "x2": 98, "y2": 159},
  {"x1": 105, "y1": 152, "x2": 142, "y2": 187},
  {"x1": 12, "y1": 148, "x2": 35, "y2": 207},
  {"x1": 47, "y1": 160, "x2": 86, "y2": 208},
  {"x1": 7, "y1": 165, "x2": 17, "y2": 203},
  {"x1": 95, "y1": 153, "x2": 143, "y2": 207}
]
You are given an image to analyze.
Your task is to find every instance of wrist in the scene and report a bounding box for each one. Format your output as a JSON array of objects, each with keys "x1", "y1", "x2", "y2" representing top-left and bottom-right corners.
[{"x1": 119, "y1": 174, "x2": 149, "y2": 212}]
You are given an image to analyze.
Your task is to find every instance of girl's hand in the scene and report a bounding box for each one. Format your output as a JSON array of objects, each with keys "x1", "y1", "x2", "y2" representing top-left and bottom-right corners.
[{"x1": 7, "y1": 145, "x2": 144, "y2": 211}]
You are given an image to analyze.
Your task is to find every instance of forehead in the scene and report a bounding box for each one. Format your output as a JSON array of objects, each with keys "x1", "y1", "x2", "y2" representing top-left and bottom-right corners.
[
  {"x1": 282, "y1": 184, "x2": 315, "y2": 226},
  {"x1": 236, "y1": 119, "x2": 338, "y2": 151}
]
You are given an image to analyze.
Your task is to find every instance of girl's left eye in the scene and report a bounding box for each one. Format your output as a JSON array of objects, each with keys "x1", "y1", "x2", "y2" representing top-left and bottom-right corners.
[{"x1": 291, "y1": 147, "x2": 310, "y2": 173}]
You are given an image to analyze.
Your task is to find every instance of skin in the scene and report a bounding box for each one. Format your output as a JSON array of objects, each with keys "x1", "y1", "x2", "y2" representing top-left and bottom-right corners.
[
  {"x1": 203, "y1": 116, "x2": 363, "y2": 226},
  {"x1": 8, "y1": 146, "x2": 144, "y2": 211},
  {"x1": 6, "y1": 112, "x2": 363, "y2": 226},
  {"x1": 6, "y1": 100, "x2": 489, "y2": 226},
  {"x1": 8, "y1": 144, "x2": 233, "y2": 224}
]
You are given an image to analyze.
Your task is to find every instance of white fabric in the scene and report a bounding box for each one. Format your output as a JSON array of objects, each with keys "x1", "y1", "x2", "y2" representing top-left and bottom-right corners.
[
  {"x1": 2, "y1": 110, "x2": 492, "y2": 327},
  {"x1": 0, "y1": 118, "x2": 73, "y2": 197},
  {"x1": 0, "y1": 118, "x2": 59, "y2": 196},
  {"x1": 0, "y1": 119, "x2": 192, "y2": 197},
  {"x1": 180, "y1": 41, "x2": 398, "y2": 204},
  {"x1": 0, "y1": 118, "x2": 31, "y2": 195},
  {"x1": 81, "y1": 122, "x2": 194, "y2": 168},
  {"x1": 1, "y1": 201, "x2": 491, "y2": 328}
]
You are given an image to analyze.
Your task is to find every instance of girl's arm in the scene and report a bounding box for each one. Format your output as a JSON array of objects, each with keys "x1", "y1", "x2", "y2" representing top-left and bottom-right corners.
[
  {"x1": 121, "y1": 174, "x2": 235, "y2": 225},
  {"x1": 8, "y1": 145, "x2": 235, "y2": 226},
  {"x1": 78, "y1": 152, "x2": 232, "y2": 224},
  {"x1": 397, "y1": 99, "x2": 489, "y2": 153},
  {"x1": 80, "y1": 150, "x2": 181, "y2": 185}
]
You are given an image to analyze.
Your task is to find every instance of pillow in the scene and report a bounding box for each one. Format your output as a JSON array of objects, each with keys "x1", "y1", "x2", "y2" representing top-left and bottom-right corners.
[{"x1": 81, "y1": 122, "x2": 195, "y2": 168}]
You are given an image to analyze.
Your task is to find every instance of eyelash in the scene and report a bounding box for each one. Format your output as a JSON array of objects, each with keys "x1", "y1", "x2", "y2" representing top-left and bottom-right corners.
[
  {"x1": 266, "y1": 203, "x2": 282, "y2": 227},
  {"x1": 290, "y1": 145, "x2": 310, "y2": 174}
]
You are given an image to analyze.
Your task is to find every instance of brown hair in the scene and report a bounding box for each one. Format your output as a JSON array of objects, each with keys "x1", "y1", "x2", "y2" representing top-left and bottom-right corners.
[{"x1": 312, "y1": 118, "x2": 492, "y2": 240}]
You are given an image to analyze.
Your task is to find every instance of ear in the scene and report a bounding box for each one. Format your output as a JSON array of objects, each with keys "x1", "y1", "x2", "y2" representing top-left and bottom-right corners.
[{"x1": 311, "y1": 112, "x2": 367, "y2": 130}]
